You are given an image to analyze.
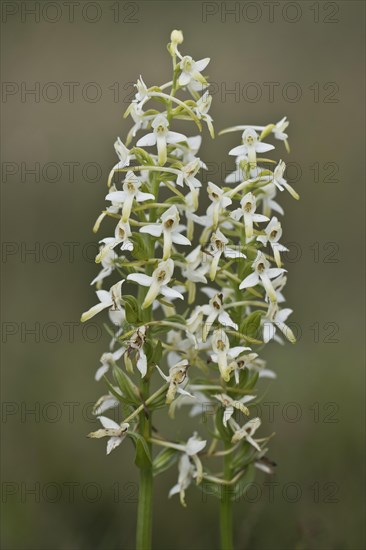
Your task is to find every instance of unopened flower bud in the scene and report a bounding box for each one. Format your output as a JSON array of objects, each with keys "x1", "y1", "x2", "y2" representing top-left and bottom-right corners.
[{"x1": 170, "y1": 29, "x2": 183, "y2": 44}]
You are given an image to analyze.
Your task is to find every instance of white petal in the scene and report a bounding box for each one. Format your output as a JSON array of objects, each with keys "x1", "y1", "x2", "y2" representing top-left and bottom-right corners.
[
  {"x1": 274, "y1": 243, "x2": 288, "y2": 252},
  {"x1": 247, "y1": 436, "x2": 261, "y2": 451},
  {"x1": 224, "y1": 247, "x2": 246, "y2": 259},
  {"x1": 222, "y1": 197, "x2": 232, "y2": 208},
  {"x1": 105, "y1": 191, "x2": 126, "y2": 203},
  {"x1": 106, "y1": 436, "x2": 123, "y2": 455},
  {"x1": 229, "y1": 145, "x2": 246, "y2": 156},
  {"x1": 185, "y1": 438, "x2": 207, "y2": 456},
  {"x1": 140, "y1": 224, "x2": 163, "y2": 237},
  {"x1": 137, "y1": 350, "x2": 147, "y2": 378},
  {"x1": 229, "y1": 346, "x2": 251, "y2": 358},
  {"x1": 239, "y1": 272, "x2": 259, "y2": 290},
  {"x1": 178, "y1": 72, "x2": 191, "y2": 86},
  {"x1": 160, "y1": 286, "x2": 184, "y2": 300},
  {"x1": 259, "y1": 369, "x2": 277, "y2": 379},
  {"x1": 218, "y1": 311, "x2": 238, "y2": 330},
  {"x1": 171, "y1": 233, "x2": 191, "y2": 246},
  {"x1": 136, "y1": 192, "x2": 155, "y2": 202},
  {"x1": 127, "y1": 273, "x2": 153, "y2": 286},
  {"x1": 256, "y1": 143, "x2": 275, "y2": 153},
  {"x1": 195, "y1": 58, "x2": 210, "y2": 72},
  {"x1": 267, "y1": 268, "x2": 286, "y2": 279},
  {"x1": 81, "y1": 301, "x2": 111, "y2": 322},
  {"x1": 155, "y1": 365, "x2": 170, "y2": 382},
  {"x1": 276, "y1": 308, "x2": 293, "y2": 323},
  {"x1": 136, "y1": 133, "x2": 156, "y2": 147},
  {"x1": 177, "y1": 388, "x2": 195, "y2": 398},
  {"x1": 263, "y1": 322, "x2": 275, "y2": 343},
  {"x1": 252, "y1": 214, "x2": 270, "y2": 222},
  {"x1": 167, "y1": 131, "x2": 187, "y2": 144},
  {"x1": 99, "y1": 416, "x2": 120, "y2": 430},
  {"x1": 96, "y1": 290, "x2": 112, "y2": 304},
  {"x1": 169, "y1": 484, "x2": 181, "y2": 498},
  {"x1": 231, "y1": 208, "x2": 243, "y2": 221},
  {"x1": 257, "y1": 236, "x2": 267, "y2": 245},
  {"x1": 112, "y1": 347, "x2": 125, "y2": 361},
  {"x1": 95, "y1": 364, "x2": 110, "y2": 381}
]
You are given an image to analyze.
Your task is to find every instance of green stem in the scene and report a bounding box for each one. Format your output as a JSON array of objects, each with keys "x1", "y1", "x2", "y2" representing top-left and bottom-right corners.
[
  {"x1": 136, "y1": 374, "x2": 153, "y2": 550},
  {"x1": 136, "y1": 410, "x2": 153, "y2": 550},
  {"x1": 220, "y1": 444, "x2": 234, "y2": 550},
  {"x1": 135, "y1": 265, "x2": 154, "y2": 550}
]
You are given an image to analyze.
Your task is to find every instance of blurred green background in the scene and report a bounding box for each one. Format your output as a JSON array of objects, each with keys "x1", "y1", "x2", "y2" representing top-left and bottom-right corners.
[{"x1": 1, "y1": 1, "x2": 365, "y2": 549}]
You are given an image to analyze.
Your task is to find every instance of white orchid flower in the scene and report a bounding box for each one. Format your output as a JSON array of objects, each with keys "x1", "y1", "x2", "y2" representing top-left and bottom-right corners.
[
  {"x1": 262, "y1": 305, "x2": 296, "y2": 344},
  {"x1": 214, "y1": 393, "x2": 253, "y2": 427},
  {"x1": 211, "y1": 336, "x2": 251, "y2": 382},
  {"x1": 140, "y1": 205, "x2": 191, "y2": 260},
  {"x1": 114, "y1": 137, "x2": 131, "y2": 165},
  {"x1": 127, "y1": 258, "x2": 183, "y2": 309},
  {"x1": 181, "y1": 245, "x2": 208, "y2": 284},
  {"x1": 228, "y1": 351, "x2": 265, "y2": 383},
  {"x1": 93, "y1": 182, "x2": 124, "y2": 233},
  {"x1": 125, "y1": 326, "x2": 148, "y2": 377},
  {"x1": 176, "y1": 158, "x2": 203, "y2": 196},
  {"x1": 156, "y1": 360, "x2": 194, "y2": 404},
  {"x1": 93, "y1": 392, "x2": 121, "y2": 415},
  {"x1": 206, "y1": 182, "x2": 232, "y2": 228},
  {"x1": 229, "y1": 128, "x2": 274, "y2": 167},
  {"x1": 96, "y1": 220, "x2": 133, "y2": 264},
  {"x1": 211, "y1": 328, "x2": 241, "y2": 382},
  {"x1": 95, "y1": 346, "x2": 125, "y2": 381},
  {"x1": 90, "y1": 246, "x2": 116, "y2": 286},
  {"x1": 166, "y1": 328, "x2": 208, "y2": 369},
  {"x1": 254, "y1": 451, "x2": 277, "y2": 475},
  {"x1": 257, "y1": 217, "x2": 288, "y2": 267},
  {"x1": 81, "y1": 280, "x2": 124, "y2": 322},
  {"x1": 133, "y1": 76, "x2": 149, "y2": 107},
  {"x1": 195, "y1": 91, "x2": 214, "y2": 137},
  {"x1": 270, "y1": 273, "x2": 287, "y2": 304},
  {"x1": 231, "y1": 192, "x2": 269, "y2": 239},
  {"x1": 180, "y1": 245, "x2": 208, "y2": 304},
  {"x1": 273, "y1": 160, "x2": 300, "y2": 200},
  {"x1": 169, "y1": 433, "x2": 206, "y2": 507},
  {"x1": 183, "y1": 188, "x2": 200, "y2": 240},
  {"x1": 107, "y1": 138, "x2": 132, "y2": 187},
  {"x1": 185, "y1": 306, "x2": 204, "y2": 336},
  {"x1": 178, "y1": 55, "x2": 210, "y2": 87},
  {"x1": 239, "y1": 353, "x2": 276, "y2": 380},
  {"x1": 137, "y1": 114, "x2": 187, "y2": 165},
  {"x1": 273, "y1": 116, "x2": 290, "y2": 151},
  {"x1": 125, "y1": 102, "x2": 150, "y2": 144},
  {"x1": 230, "y1": 417, "x2": 262, "y2": 449},
  {"x1": 261, "y1": 183, "x2": 285, "y2": 218},
  {"x1": 171, "y1": 135, "x2": 202, "y2": 164},
  {"x1": 104, "y1": 184, "x2": 123, "y2": 214},
  {"x1": 225, "y1": 153, "x2": 250, "y2": 184},
  {"x1": 201, "y1": 292, "x2": 238, "y2": 342},
  {"x1": 239, "y1": 252, "x2": 285, "y2": 303},
  {"x1": 166, "y1": 330, "x2": 192, "y2": 367},
  {"x1": 208, "y1": 229, "x2": 246, "y2": 280},
  {"x1": 106, "y1": 172, "x2": 154, "y2": 223},
  {"x1": 88, "y1": 416, "x2": 130, "y2": 455}
]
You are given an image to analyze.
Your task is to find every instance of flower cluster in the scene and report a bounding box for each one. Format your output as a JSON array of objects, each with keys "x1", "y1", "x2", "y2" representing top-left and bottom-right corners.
[{"x1": 83, "y1": 30, "x2": 298, "y2": 507}]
